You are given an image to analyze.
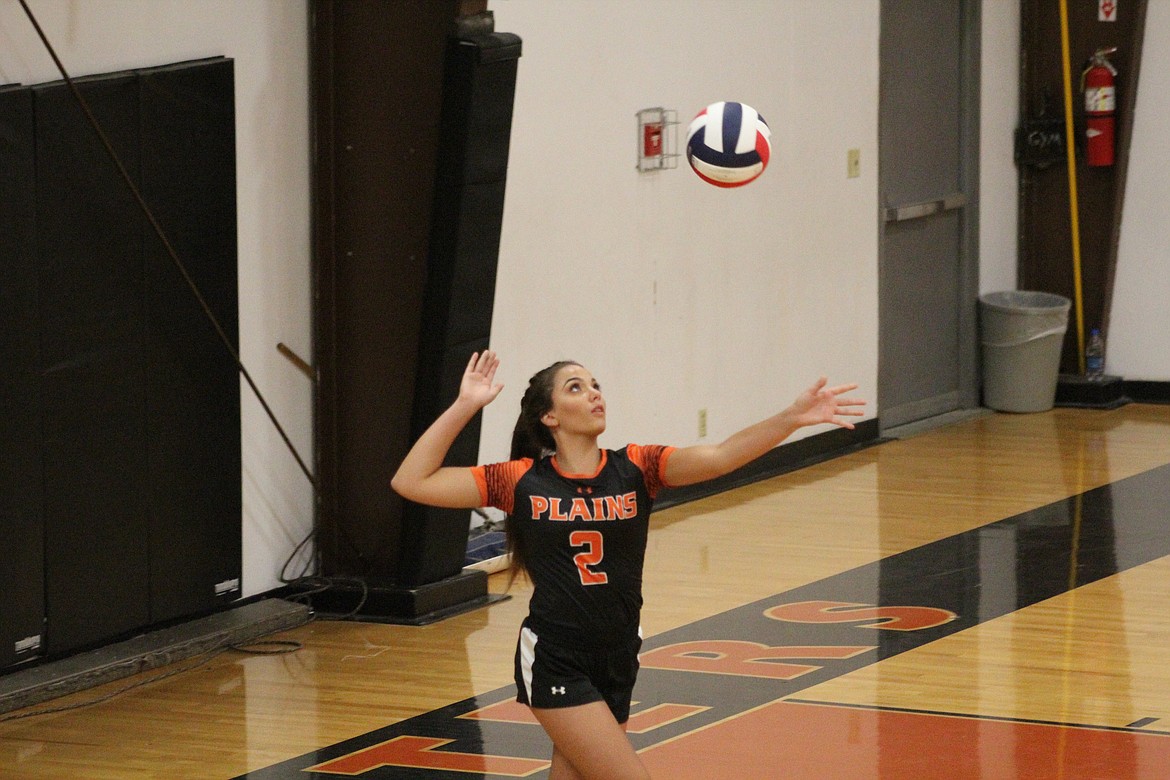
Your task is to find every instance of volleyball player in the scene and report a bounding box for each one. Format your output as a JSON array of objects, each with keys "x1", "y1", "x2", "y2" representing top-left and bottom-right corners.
[{"x1": 392, "y1": 350, "x2": 864, "y2": 779}]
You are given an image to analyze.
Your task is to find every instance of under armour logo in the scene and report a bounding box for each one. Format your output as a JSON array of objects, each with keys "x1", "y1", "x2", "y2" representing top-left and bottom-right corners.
[{"x1": 551, "y1": 686, "x2": 566, "y2": 695}]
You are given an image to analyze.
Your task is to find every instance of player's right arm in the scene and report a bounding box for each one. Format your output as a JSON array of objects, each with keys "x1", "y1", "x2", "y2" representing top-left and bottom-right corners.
[{"x1": 391, "y1": 351, "x2": 504, "y2": 509}]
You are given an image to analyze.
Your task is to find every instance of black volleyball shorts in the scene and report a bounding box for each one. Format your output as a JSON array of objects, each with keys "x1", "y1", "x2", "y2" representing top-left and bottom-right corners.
[{"x1": 514, "y1": 620, "x2": 643, "y2": 724}]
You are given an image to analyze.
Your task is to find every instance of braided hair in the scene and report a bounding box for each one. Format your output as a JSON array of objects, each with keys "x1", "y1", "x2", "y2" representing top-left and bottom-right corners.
[{"x1": 505, "y1": 360, "x2": 580, "y2": 581}]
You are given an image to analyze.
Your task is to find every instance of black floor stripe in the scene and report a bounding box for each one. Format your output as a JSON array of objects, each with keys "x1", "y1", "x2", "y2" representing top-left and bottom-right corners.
[{"x1": 1127, "y1": 717, "x2": 1162, "y2": 729}]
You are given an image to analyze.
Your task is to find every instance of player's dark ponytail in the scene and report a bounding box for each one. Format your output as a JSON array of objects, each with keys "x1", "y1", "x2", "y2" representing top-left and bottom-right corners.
[{"x1": 505, "y1": 360, "x2": 579, "y2": 582}]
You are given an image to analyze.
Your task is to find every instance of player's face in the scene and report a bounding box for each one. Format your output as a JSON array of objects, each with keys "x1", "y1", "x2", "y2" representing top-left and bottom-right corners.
[{"x1": 543, "y1": 364, "x2": 606, "y2": 437}]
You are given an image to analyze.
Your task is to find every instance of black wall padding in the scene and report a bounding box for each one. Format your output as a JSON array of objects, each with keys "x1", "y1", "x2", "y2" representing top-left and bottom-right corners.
[
  {"x1": 400, "y1": 32, "x2": 522, "y2": 587},
  {"x1": 0, "y1": 85, "x2": 46, "y2": 670},
  {"x1": 311, "y1": 1, "x2": 472, "y2": 587},
  {"x1": 0, "y1": 59, "x2": 241, "y2": 661},
  {"x1": 139, "y1": 60, "x2": 241, "y2": 623},
  {"x1": 35, "y1": 72, "x2": 153, "y2": 654}
]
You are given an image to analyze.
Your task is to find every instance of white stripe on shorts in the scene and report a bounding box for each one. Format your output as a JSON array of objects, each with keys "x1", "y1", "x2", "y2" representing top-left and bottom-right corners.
[{"x1": 519, "y1": 626, "x2": 538, "y2": 703}]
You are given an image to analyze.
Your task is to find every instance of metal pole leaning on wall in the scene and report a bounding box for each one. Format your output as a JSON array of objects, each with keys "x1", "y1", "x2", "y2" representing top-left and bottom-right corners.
[{"x1": 1058, "y1": 0, "x2": 1087, "y2": 374}]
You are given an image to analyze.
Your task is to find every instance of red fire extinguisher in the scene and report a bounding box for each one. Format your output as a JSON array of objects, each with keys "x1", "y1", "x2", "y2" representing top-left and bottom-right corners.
[{"x1": 1083, "y1": 46, "x2": 1118, "y2": 167}]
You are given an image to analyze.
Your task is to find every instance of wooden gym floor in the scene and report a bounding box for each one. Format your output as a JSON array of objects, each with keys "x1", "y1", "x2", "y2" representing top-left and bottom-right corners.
[{"x1": 1, "y1": 403, "x2": 1169, "y2": 778}]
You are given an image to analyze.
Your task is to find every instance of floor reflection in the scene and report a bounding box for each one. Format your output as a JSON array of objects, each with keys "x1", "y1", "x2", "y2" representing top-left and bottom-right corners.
[{"x1": 246, "y1": 455, "x2": 1170, "y2": 778}]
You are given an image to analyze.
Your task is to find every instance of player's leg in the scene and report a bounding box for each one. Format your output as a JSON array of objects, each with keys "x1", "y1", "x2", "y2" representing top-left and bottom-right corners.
[
  {"x1": 532, "y1": 700, "x2": 649, "y2": 780},
  {"x1": 548, "y1": 746, "x2": 585, "y2": 780}
]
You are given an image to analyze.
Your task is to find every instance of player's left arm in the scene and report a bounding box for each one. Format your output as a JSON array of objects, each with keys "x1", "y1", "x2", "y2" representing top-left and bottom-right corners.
[{"x1": 663, "y1": 377, "x2": 866, "y2": 487}]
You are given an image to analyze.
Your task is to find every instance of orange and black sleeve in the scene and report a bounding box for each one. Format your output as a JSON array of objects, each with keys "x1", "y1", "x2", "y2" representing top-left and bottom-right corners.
[
  {"x1": 470, "y1": 458, "x2": 534, "y2": 514},
  {"x1": 626, "y1": 444, "x2": 676, "y2": 498}
]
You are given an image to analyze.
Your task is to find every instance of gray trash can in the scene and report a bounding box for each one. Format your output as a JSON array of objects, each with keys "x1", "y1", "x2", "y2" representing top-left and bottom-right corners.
[{"x1": 979, "y1": 291, "x2": 1070, "y2": 413}]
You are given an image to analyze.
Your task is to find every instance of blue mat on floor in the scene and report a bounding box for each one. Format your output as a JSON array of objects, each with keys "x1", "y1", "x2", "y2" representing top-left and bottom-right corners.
[{"x1": 465, "y1": 530, "x2": 505, "y2": 566}]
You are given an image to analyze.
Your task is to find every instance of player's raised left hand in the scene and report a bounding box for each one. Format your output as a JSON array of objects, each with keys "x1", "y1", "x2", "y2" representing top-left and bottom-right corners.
[{"x1": 788, "y1": 377, "x2": 866, "y2": 430}]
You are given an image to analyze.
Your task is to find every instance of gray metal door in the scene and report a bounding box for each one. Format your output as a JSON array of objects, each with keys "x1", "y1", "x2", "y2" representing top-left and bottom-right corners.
[{"x1": 879, "y1": 0, "x2": 980, "y2": 430}]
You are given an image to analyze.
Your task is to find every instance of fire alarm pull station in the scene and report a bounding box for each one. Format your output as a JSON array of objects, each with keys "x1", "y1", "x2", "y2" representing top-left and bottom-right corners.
[
  {"x1": 644, "y1": 123, "x2": 662, "y2": 157},
  {"x1": 636, "y1": 107, "x2": 678, "y2": 172}
]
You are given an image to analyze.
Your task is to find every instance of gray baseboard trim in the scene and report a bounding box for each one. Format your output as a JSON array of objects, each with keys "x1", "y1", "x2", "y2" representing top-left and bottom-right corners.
[{"x1": 1, "y1": 598, "x2": 311, "y2": 716}]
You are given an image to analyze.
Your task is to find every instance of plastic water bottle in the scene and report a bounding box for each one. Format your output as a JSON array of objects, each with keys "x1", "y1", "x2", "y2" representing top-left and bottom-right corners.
[{"x1": 1086, "y1": 328, "x2": 1106, "y2": 381}]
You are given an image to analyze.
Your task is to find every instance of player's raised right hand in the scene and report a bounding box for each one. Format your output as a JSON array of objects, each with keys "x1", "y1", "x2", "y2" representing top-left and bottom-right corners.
[{"x1": 459, "y1": 350, "x2": 505, "y2": 410}]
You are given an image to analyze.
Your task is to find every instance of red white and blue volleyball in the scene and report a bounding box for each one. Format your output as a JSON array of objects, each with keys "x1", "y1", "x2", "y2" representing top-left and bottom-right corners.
[{"x1": 685, "y1": 101, "x2": 771, "y2": 188}]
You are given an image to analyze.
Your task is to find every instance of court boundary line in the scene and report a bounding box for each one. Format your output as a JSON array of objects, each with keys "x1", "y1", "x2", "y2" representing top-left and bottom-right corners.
[{"x1": 783, "y1": 697, "x2": 1170, "y2": 737}]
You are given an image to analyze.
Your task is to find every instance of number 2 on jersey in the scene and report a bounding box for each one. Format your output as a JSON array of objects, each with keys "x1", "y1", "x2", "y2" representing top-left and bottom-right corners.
[{"x1": 569, "y1": 530, "x2": 608, "y2": 585}]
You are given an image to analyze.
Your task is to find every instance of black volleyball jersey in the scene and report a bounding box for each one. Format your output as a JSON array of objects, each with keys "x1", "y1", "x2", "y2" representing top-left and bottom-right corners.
[{"x1": 472, "y1": 444, "x2": 675, "y2": 646}]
